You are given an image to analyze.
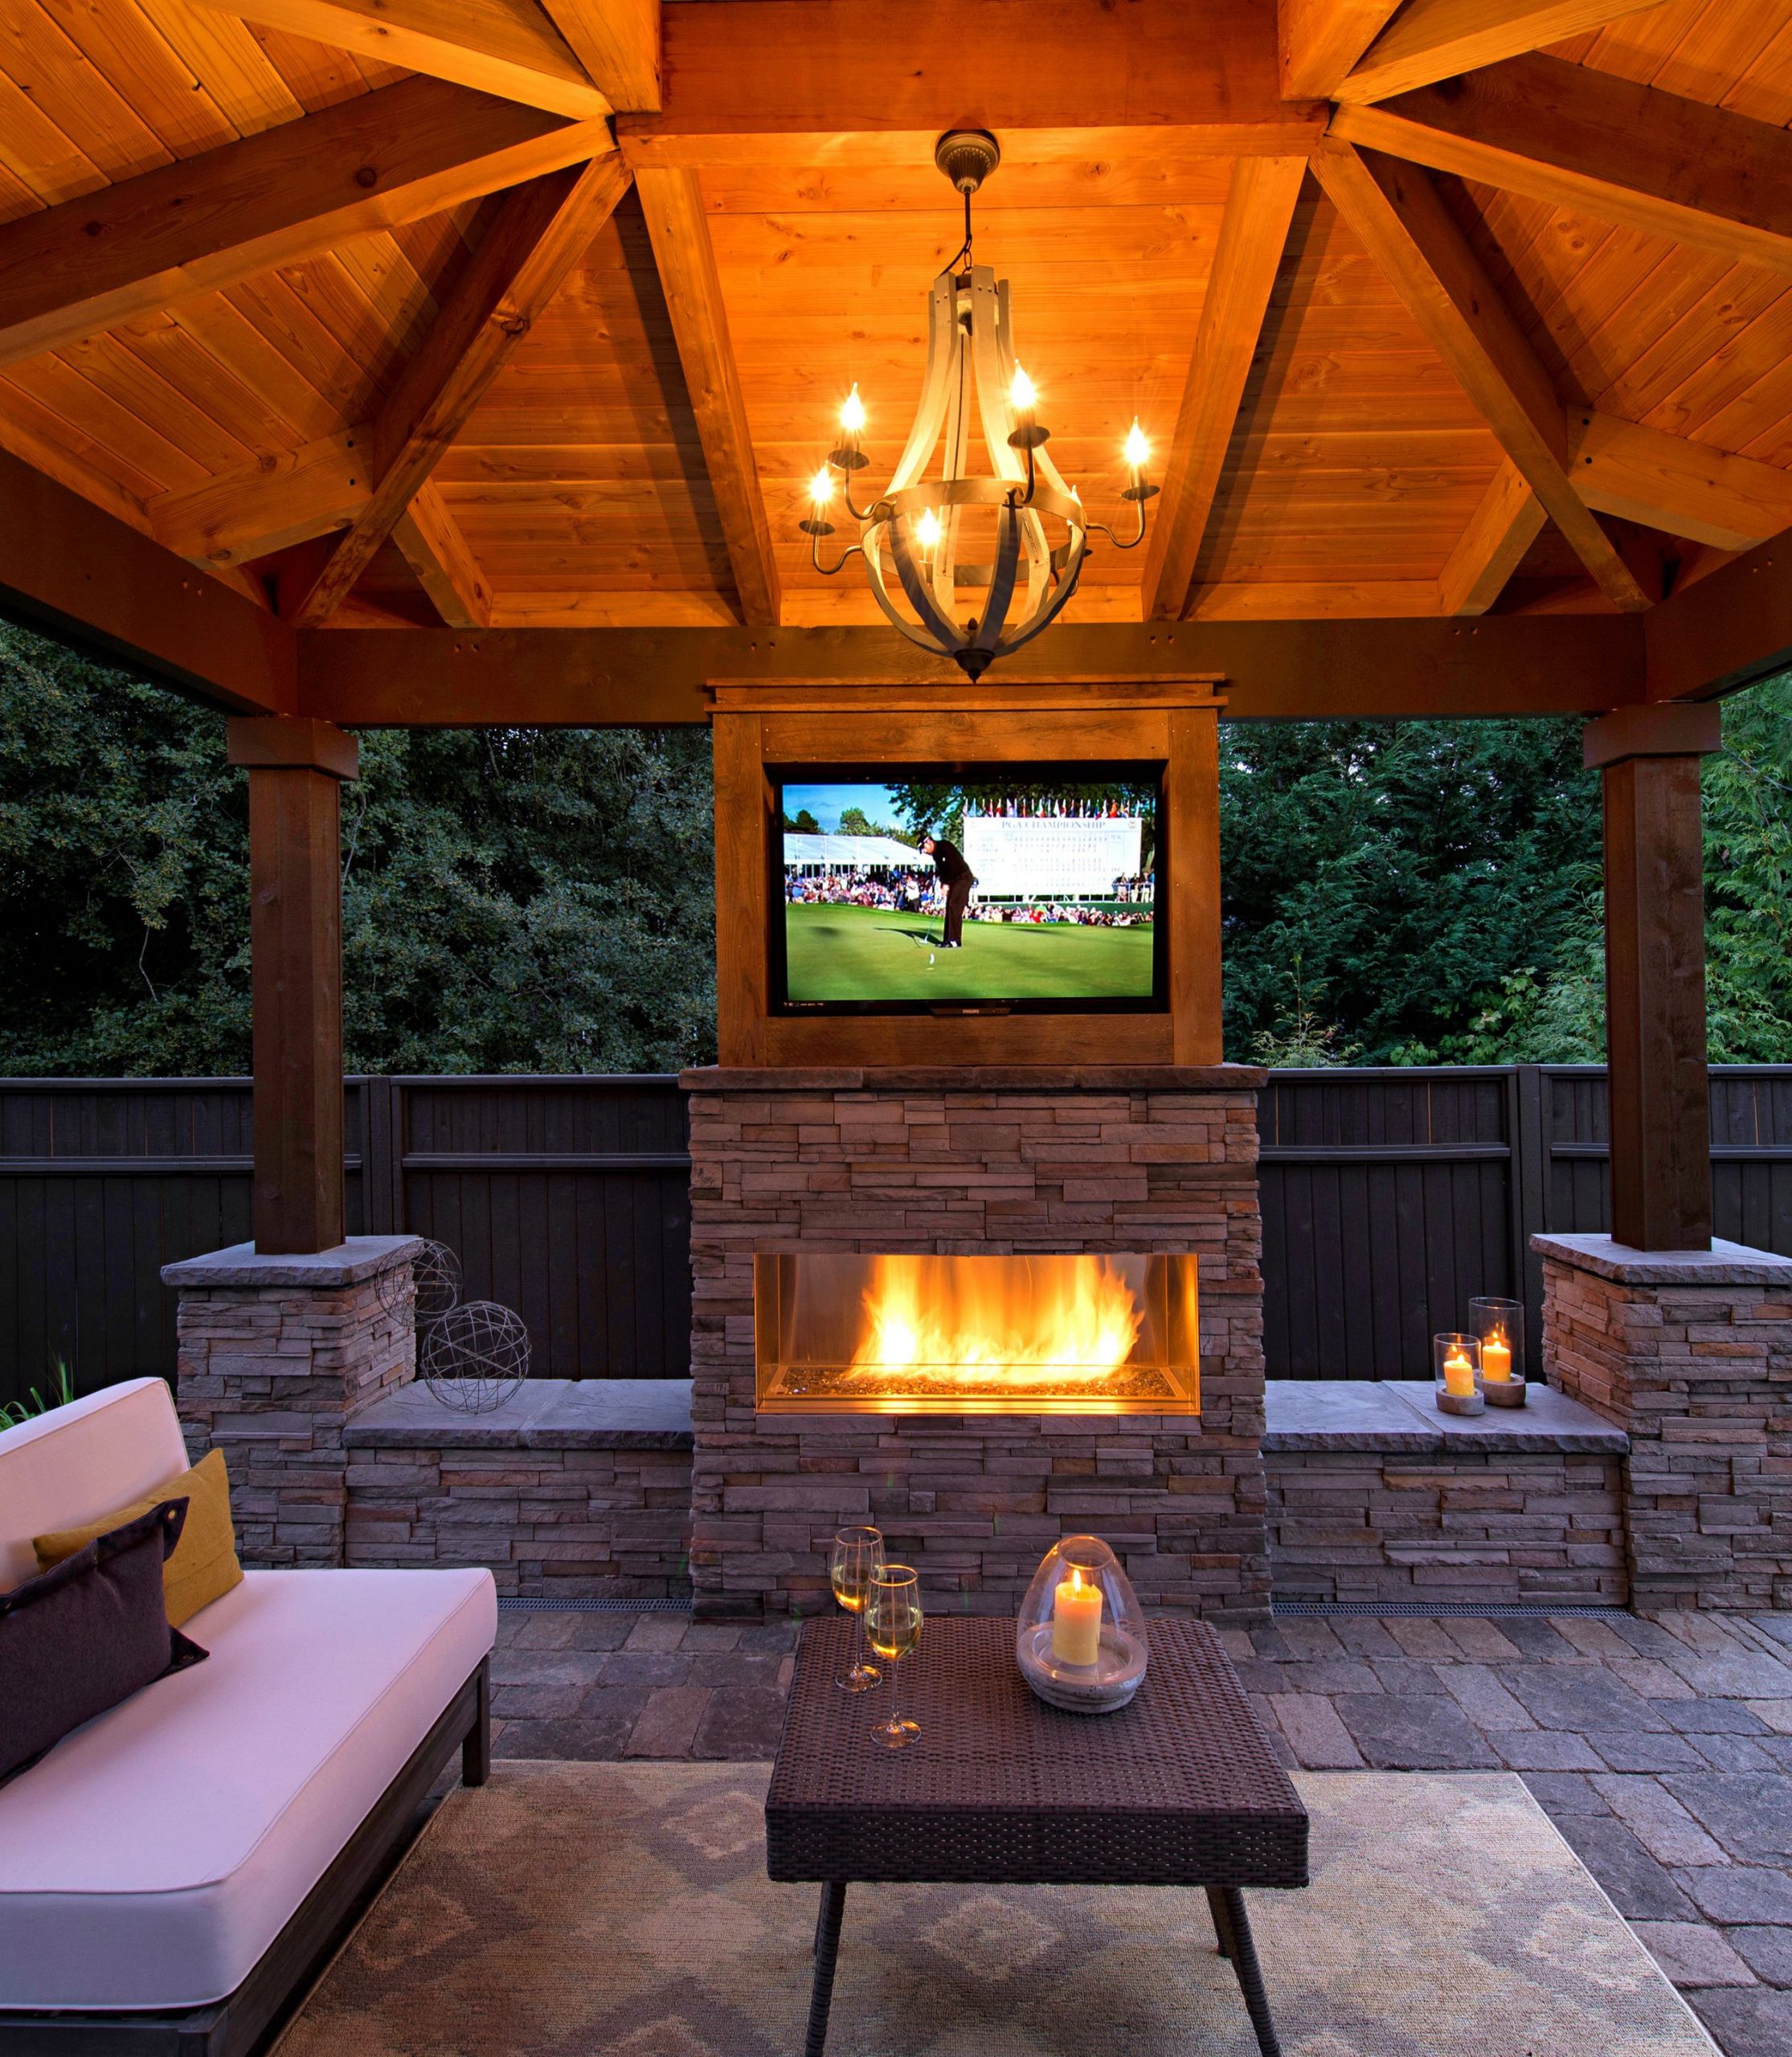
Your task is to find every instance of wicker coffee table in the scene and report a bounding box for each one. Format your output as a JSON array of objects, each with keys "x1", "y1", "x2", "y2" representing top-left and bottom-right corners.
[{"x1": 766, "y1": 1613, "x2": 1308, "y2": 2057}]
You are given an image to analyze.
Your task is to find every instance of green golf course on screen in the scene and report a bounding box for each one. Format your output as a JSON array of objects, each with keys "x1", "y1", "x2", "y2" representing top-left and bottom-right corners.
[{"x1": 784, "y1": 902, "x2": 1155, "y2": 1003}]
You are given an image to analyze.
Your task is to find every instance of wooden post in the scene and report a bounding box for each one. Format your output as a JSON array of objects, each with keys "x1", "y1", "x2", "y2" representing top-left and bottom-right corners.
[
  {"x1": 1584, "y1": 703, "x2": 1722, "y2": 1251},
  {"x1": 227, "y1": 717, "x2": 360, "y2": 1254}
]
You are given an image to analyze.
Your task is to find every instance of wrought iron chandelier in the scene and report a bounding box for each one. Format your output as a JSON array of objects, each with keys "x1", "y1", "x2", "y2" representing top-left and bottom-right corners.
[{"x1": 802, "y1": 130, "x2": 1156, "y2": 681}]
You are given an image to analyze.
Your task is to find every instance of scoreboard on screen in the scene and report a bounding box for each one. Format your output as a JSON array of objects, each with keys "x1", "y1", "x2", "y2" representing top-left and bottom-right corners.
[{"x1": 960, "y1": 813, "x2": 1144, "y2": 901}]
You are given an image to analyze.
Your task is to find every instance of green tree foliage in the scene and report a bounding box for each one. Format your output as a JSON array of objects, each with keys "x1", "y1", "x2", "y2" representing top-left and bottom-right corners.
[
  {"x1": 783, "y1": 807, "x2": 820, "y2": 833},
  {"x1": 0, "y1": 623, "x2": 716, "y2": 1074}
]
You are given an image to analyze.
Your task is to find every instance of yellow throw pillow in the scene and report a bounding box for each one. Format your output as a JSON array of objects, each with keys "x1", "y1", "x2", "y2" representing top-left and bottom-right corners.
[{"x1": 35, "y1": 1448, "x2": 243, "y2": 1628}]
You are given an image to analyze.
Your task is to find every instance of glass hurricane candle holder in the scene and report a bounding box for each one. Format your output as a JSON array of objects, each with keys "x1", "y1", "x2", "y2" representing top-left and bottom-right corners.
[
  {"x1": 1434, "y1": 1331, "x2": 1483, "y2": 1417},
  {"x1": 1469, "y1": 1297, "x2": 1526, "y2": 1407},
  {"x1": 1015, "y1": 1535, "x2": 1148, "y2": 1714}
]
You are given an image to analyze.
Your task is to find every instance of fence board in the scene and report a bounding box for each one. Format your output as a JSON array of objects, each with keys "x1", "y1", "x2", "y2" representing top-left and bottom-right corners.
[{"x1": 2, "y1": 1068, "x2": 1788, "y2": 1407}]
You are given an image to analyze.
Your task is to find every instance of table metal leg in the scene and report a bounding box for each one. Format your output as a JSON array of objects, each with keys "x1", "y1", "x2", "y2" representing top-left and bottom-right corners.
[
  {"x1": 1211, "y1": 1887, "x2": 1282, "y2": 2057},
  {"x1": 804, "y1": 1881, "x2": 847, "y2": 2057}
]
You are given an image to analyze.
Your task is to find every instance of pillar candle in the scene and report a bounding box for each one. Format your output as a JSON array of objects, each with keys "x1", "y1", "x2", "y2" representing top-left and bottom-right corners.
[
  {"x1": 1482, "y1": 1334, "x2": 1512, "y2": 1382},
  {"x1": 1442, "y1": 1347, "x2": 1477, "y2": 1398},
  {"x1": 1051, "y1": 1567, "x2": 1104, "y2": 1665}
]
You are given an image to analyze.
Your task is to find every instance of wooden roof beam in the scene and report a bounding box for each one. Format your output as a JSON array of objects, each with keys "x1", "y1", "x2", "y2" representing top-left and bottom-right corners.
[
  {"x1": 1333, "y1": 55, "x2": 1792, "y2": 276},
  {"x1": 1647, "y1": 531, "x2": 1792, "y2": 702},
  {"x1": 0, "y1": 79, "x2": 610, "y2": 368},
  {"x1": 1569, "y1": 410, "x2": 1792, "y2": 554},
  {"x1": 394, "y1": 485, "x2": 493, "y2": 628},
  {"x1": 1311, "y1": 141, "x2": 1651, "y2": 612},
  {"x1": 1141, "y1": 156, "x2": 1306, "y2": 622},
  {"x1": 635, "y1": 166, "x2": 779, "y2": 627},
  {"x1": 192, "y1": 0, "x2": 612, "y2": 119},
  {"x1": 1335, "y1": 2, "x2": 1668, "y2": 105},
  {"x1": 542, "y1": 0, "x2": 661, "y2": 112},
  {"x1": 1437, "y1": 460, "x2": 1544, "y2": 615},
  {"x1": 290, "y1": 155, "x2": 632, "y2": 628},
  {"x1": 148, "y1": 429, "x2": 370, "y2": 565},
  {"x1": 0, "y1": 448, "x2": 293, "y2": 712},
  {"x1": 1279, "y1": 0, "x2": 1400, "y2": 99}
]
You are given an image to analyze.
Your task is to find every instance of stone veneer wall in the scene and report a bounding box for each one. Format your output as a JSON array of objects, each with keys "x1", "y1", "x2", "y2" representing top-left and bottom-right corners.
[
  {"x1": 683, "y1": 1065, "x2": 1270, "y2": 1624},
  {"x1": 1538, "y1": 1233, "x2": 1792, "y2": 1611},
  {"x1": 164, "y1": 1237, "x2": 419, "y2": 1567}
]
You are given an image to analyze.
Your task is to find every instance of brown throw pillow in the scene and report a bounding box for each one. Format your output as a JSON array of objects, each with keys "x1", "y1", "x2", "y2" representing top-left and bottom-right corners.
[
  {"x1": 0, "y1": 1499, "x2": 207, "y2": 1787},
  {"x1": 35, "y1": 1447, "x2": 243, "y2": 1628}
]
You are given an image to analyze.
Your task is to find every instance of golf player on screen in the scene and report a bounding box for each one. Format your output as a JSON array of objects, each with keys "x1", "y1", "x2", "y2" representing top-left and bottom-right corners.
[{"x1": 919, "y1": 833, "x2": 976, "y2": 949}]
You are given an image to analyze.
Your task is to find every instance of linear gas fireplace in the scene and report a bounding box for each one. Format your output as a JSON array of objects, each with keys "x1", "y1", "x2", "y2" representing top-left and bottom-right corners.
[{"x1": 754, "y1": 1252, "x2": 1200, "y2": 1415}]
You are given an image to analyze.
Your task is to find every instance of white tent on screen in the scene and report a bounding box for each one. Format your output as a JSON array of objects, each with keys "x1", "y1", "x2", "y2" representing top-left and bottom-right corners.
[{"x1": 783, "y1": 833, "x2": 923, "y2": 873}]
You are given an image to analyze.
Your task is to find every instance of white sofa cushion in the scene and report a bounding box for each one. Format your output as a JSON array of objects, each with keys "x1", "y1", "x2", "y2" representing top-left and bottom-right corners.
[
  {"x1": 0, "y1": 1377, "x2": 190, "y2": 1592},
  {"x1": 0, "y1": 1564, "x2": 496, "y2": 2010}
]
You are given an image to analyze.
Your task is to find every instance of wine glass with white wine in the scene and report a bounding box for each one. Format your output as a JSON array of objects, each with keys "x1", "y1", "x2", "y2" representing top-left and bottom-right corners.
[
  {"x1": 865, "y1": 1564, "x2": 923, "y2": 1750},
  {"x1": 829, "y1": 1525, "x2": 884, "y2": 1693}
]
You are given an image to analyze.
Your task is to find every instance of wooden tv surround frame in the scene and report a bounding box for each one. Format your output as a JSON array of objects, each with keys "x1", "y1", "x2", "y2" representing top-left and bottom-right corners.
[{"x1": 710, "y1": 679, "x2": 1224, "y2": 1066}]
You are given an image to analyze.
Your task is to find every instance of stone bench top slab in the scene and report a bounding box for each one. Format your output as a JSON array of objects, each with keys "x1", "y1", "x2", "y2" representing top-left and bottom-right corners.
[
  {"x1": 1265, "y1": 1379, "x2": 1629, "y2": 1454},
  {"x1": 162, "y1": 1235, "x2": 423, "y2": 1289},
  {"x1": 1531, "y1": 1231, "x2": 1792, "y2": 1286},
  {"x1": 348, "y1": 1377, "x2": 695, "y2": 1449}
]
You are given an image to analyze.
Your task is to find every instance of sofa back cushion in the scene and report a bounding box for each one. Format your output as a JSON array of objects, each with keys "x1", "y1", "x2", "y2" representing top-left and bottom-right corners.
[{"x1": 0, "y1": 1380, "x2": 190, "y2": 1592}]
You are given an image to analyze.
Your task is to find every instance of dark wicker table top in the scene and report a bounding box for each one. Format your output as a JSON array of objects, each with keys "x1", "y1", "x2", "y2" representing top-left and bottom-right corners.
[{"x1": 766, "y1": 1615, "x2": 1308, "y2": 1887}]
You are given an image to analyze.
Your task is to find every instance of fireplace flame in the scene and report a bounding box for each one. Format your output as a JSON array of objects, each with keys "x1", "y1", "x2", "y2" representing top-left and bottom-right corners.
[{"x1": 845, "y1": 1254, "x2": 1143, "y2": 1388}]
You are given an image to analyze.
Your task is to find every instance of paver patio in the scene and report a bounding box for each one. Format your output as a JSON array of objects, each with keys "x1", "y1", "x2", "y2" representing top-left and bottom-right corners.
[{"x1": 491, "y1": 1605, "x2": 1792, "y2": 2057}]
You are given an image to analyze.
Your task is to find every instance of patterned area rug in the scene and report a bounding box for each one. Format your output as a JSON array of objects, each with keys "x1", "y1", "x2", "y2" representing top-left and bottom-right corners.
[{"x1": 278, "y1": 1764, "x2": 1717, "y2": 2057}]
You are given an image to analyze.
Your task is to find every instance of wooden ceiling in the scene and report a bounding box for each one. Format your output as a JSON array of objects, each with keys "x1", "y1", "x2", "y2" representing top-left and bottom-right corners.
[{"x1": 6, "y1": 0, "x2": 1792, "y2": 638}]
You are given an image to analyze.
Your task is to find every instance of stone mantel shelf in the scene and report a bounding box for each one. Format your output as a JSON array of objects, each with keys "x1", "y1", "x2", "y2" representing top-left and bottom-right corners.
[
  {"x1": 1532, "y1": 1232, "x2": 1792, "y2": 1286},
  {"x1": 681, "y1": 1065, "x2": 1268, "y2": 1091}
]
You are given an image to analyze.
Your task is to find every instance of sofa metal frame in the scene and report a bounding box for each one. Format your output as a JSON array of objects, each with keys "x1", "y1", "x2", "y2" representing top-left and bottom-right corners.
[{"x1": 0, "y1": 1656, "x2": 490, "y2": 2056}]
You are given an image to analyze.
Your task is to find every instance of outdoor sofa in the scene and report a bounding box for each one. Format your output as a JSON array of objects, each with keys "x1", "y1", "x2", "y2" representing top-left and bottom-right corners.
[{"x1": 0, "y1": 1376, "x2": 496, "y2": 2055}]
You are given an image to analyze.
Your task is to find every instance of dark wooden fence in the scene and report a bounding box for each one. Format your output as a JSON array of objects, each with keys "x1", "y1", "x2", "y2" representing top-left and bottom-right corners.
[{"x1": 3, "y1": 1067, "x2": 1788, "y2": 1407}]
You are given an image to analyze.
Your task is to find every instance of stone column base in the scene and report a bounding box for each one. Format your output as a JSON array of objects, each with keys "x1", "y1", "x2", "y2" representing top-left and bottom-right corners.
[
  {"x1": 1536, "y1": 1233, "x2": 1792, "y2": 1612},
  {"x1": 162, "y1": 1237, "x2": 421, "y2": 1567}
]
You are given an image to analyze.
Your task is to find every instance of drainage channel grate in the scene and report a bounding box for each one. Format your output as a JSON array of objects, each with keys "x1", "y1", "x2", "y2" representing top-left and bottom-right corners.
[
  {"x1": 1275, "y1": 1599, "x2": 1631, "y2": 1620},
  {"x1": 497, "y1": 1596, "x2": 693, "y2": 1614}
]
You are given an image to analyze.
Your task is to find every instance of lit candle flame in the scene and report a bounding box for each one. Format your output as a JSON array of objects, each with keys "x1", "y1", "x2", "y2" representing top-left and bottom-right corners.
[
  {"x1": 1009, "y1": 365, "x2": 1037, "y2": 413},
  {"x1": 839, "y1": 383, "x2": 866, "y2": 434},
  {"x1": 1123, "y1": 419, "x2": 1151, "y2": 471},
  {"x1": 916, "y1": 507, "x2": 943, "y2": 550},
  {"x1": 808, "y1": 466, "x2": 836, "y2": 505}
]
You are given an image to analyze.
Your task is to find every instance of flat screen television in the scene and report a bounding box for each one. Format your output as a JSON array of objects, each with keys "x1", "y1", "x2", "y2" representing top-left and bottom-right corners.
[{"x1": 768, "y1": 761, "x2": 1166, "y2": 1016}]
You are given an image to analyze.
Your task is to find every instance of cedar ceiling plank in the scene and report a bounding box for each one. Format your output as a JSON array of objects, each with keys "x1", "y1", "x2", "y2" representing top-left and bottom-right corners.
[
  {"x1": 1311, "y1": 141, "x2": 1652, "y2": 611},
  {"x1": 190, "y1": 0, "x2": 612, "y2": 119},
  {"x1": 1332, "y1": 55, "x2": 1792, "y2": 276},
  {"x1": 0, "y1": 444, "x2": 294, "y2": 709},
  {"x1": 619, "y1": 0, "x2": 1314, "y2": 159},
  {"x1": 635, "y1": 164, "x2": 779, "y2": 627},
  {"x1": 132, "y1": 0, "x2": 313, "y2": 133},
  {"x1": 1184, "y1": 579, "x2": 1442, "y2": 619},
  {"x1": 32, "y1": 0, "x2": 241, "y2": 161},
  {"x1": 148, "y1": 424, "x2": 370, "y2": 560},
  {"x1": 540, "y1": 0, "x2": 661, "y2": 111},
  {"x1": 0, "y1": 77, "x2": 610, "y2": 366},
  {"x1": 393, "y1": 481, "x2": 493, "y2": 625},
  {"x1": 1436, "y1": 458, "x2": 1545, "y2": 613},
  {"x1": 1569, "y1": 406, "x2": 1792, "y2": 549},
  {"x1": 1278, "y1": 0, "x2": 1401, "y2": 99},
  {"x1": 290, "y1": 153, "x2": 631, "y2": 625},
  {"x1": 1140, "y1": 155, "x2": 1305, "y2": 621},
  {"x1": 1335, "y1": 0, "x2": 1669, "y2": 104}
]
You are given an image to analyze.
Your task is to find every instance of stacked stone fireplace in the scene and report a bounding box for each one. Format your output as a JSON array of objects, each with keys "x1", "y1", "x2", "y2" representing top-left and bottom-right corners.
[{"x1": 684, "y1": 1065, "x2": 1270, "y2": 1622}]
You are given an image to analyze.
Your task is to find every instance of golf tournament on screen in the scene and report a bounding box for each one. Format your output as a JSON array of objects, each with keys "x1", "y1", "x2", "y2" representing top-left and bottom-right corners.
[{"x1": 775, "y1": 773, "x2": 1160, "y2": 1010}]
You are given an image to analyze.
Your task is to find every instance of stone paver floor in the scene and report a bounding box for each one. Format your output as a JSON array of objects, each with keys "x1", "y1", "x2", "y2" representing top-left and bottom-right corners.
[{"x1": 491, "y1": 1605, "x2": 1792, "y2": 2057}]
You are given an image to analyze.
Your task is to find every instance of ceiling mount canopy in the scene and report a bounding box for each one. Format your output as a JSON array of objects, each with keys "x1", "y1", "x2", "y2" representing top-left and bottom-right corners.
[{"x1": 802, "y1": 130, "x2": 1156, "y2": 681}]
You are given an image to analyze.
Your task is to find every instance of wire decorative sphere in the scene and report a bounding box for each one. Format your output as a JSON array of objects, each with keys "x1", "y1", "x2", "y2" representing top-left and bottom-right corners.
[
  {"x1": 419, "y1": 1300, "x2": 530, "y2": 1413},
  {"x1": 380, "y1": 1238, "x2": 463, "y2": 1326}
]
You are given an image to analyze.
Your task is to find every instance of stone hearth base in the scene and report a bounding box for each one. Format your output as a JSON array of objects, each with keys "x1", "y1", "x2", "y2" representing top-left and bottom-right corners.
[{"x1": 681, "y1": 1065, "x2": 1270, "y2": 1623}]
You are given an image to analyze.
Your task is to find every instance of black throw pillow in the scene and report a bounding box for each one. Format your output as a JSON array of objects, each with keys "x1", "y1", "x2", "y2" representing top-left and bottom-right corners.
[{"x1": 0, "y1": 1497, "x2": 208, "y2": 1787}]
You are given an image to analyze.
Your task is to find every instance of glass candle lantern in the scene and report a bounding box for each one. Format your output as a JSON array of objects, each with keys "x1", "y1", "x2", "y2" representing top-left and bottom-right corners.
[
  {"x1": 1433, "y1": 1331, "x2": 1483, "y2": 1416},
  {"x1": 1469, "y1": 1297, "x2": 1526, "y2": 1407},
  {"x1": 1015, "y1": 1535, "x2": 1148, "y2": 1714}
]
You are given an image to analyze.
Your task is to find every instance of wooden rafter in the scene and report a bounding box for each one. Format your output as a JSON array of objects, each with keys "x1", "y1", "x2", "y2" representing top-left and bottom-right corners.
[
  {"x1": 191, "y1": 0, "x2": 612, "y2": 120},
  {"x1": 542, "y1": 0, "x2": 661, "y2": 111},
  {"x1": 1141, "y1": 156, "x2": 1306, "y2": 621},
  {"x1": 1278, "y1": 0, "x2": 1399, "y2": 100},
  {"x1": 0, "y1": 80, "x2": 609, "y2": 368},
  {"x1": 1334, "y1": 1, "x2": 1667, "y2": 105},
  {"x1": 148, "y1": 431, "x2": 370, "y2": 564},
  {"x1": 1570, "y1": 411, "x2": 1792, "y2": 554},
  {"x1": 1333, "y1": 55, "x2": 1792, "y2": 276},
  {"x1": 291, "y1": 156, "x2": 632, "y2": 628},
  {"x1": 1437, "y1": 460, "x2": 1544, "y2": 616},
  {"x1": 1311, "y1": 141, "x2": 1651, "y2": 613},
  {"x1": 635, "y1": 166, "x2": 779, "y2": 627},
  {"x1": 394, "y1": 485, "x2": 493, "y2": 628}
]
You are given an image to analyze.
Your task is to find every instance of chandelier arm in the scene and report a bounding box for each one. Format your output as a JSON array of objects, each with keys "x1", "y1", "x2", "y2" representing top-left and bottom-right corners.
[
  {"x1": 1084, "y1": 497, "x2": 1148, "y2": 550},
  {"x1": 808, "y1": 528, "x2": 865, "y2": 575},
  {"x1": 990, "y1": 278, "x2": 1076, "y2": 502}
]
